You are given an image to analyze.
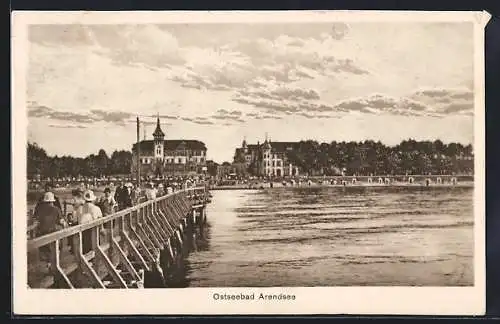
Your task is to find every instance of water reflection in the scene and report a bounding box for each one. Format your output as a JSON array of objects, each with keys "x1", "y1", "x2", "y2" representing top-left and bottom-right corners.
[
  {"x1": 177, "y1": 187, "x2": 474, "y2": 287},
  {"x1": 164, "y1": 221, "x2": 212, "y2": 288}
]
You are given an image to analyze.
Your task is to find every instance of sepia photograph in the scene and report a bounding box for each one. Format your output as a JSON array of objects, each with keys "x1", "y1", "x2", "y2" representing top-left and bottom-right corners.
[{"x1": 12, "y1": 10, "x2": 488, "y2": 315}]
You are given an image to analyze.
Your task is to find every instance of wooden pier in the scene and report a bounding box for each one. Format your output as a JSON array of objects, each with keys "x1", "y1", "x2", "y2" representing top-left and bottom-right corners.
[{"x1": 27, "y1": 186, "x2": 210, "y2": 289}]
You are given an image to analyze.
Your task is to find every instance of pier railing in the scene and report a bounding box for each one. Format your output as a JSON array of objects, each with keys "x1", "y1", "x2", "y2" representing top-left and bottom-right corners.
[{"x1": 27, "y1": 186, "x2": 209, "y2": 289}]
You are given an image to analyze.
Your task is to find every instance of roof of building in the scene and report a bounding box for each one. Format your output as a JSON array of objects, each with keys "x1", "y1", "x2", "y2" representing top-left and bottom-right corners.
[
  {"x1": 132, "y1": 140, "x2": 207, "y2": 152},
  {"x1": 152, "y1": 117, "x2": 165, "y2": 138}
]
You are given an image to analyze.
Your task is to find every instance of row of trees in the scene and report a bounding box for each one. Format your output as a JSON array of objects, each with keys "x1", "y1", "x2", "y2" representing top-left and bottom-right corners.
[
  {"x1": 234, "y1": 139, "x2": 474, "y2": 176},
  {"x1": 27, "y1": 142, "x2": 133, "y2": 179},
  {"x1": 286, "y1": 139, "x2": 474, "y2": 176},
  {"x1": 28, "y1": 139, "x2": 474, "y2": 180}
]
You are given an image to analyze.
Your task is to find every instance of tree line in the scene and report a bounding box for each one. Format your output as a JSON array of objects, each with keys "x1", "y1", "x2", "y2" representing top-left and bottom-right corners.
[
  {"x1": 236, "y1": 139, "x2": 474, "y2": 176},
  {"x1": 27, "y1": 142, "x2": 133, "y2": 179},
  {"x1": 28, "y1": 139, "x2": 474, "y2": 180},
  {"x1": 285, "y1": 139, "x2": 473, "y2": 176}
]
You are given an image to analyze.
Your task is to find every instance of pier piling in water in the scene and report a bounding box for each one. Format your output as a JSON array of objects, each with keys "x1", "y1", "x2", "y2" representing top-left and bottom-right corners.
[{"x1": 27, "y1": 186, "x2": 210, "y2": 289}]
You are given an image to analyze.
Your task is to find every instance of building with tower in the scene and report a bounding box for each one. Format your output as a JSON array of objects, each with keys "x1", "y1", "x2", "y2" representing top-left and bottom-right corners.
[
  {"x1": 233, "y1": 137, "x2": 300, "y2": 177},
  {"x1": 131, "y1": 117, "x2": 208, "y2": 178}
]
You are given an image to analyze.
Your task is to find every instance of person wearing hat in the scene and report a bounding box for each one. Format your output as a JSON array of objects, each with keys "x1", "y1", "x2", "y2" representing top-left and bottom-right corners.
[
  {"x1": 145, "y1": 182, "x2": 157, "y2": 201},
  {"x1": 98, "y1": 187, "x2": 117, "y2": 217},
  {"x1": 34, "y1": 183, "x2": 62, "y2": 216},
  {"x1": 75, "y1": 190, "x2": 102, "y2": 224},
  {"x1": 157, "y1": 183, "x2": 164, "y2": 197},
  {"x1": 74, "y1": 190, "x2": 103, "y2": 253},
  {"x1": 33, "y1": 191, "x2": 67, "y2": 263},
  {"x1": 34, "y1": 192, "x2": 66, "y2": 237},
  {"x1": 114, "y1": 181, "x2": 133, "y2": 210}
]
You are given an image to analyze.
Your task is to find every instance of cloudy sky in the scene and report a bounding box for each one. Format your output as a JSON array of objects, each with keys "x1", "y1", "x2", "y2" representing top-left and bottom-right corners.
[{"x1": 27, "y1": 22, "x2": 474, "y2": 163}]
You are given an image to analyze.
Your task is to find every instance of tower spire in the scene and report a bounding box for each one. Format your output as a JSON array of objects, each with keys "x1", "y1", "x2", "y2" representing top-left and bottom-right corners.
[{"x1": 152, "y1": 113, "x2": 165, "y2": 139}]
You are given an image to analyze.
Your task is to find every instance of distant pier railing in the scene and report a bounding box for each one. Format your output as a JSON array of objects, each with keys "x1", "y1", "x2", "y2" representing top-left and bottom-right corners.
[
  {"x1": 304, "y1": 174, "x2": 473, "y2": 184},
  {"x1": 27, "y1": 186, "x2": 210, "y2": 289},
  {"x1": 212, "y1": 175, "x2": 473, "y2": 190}
]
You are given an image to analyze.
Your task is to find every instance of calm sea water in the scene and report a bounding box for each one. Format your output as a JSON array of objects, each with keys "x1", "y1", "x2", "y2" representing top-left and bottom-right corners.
[{"x1": 184, "y1": 186, "x2": 474, "y2": 287}]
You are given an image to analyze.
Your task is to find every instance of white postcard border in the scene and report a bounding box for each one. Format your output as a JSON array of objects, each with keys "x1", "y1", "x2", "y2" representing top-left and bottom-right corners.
[{"x1": 11, "y1": 10, "x2": 490, "y2": 315}]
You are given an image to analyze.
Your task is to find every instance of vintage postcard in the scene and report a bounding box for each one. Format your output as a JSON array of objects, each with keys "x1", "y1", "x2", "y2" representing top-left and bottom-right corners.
[{"x1": 12, "y1": 10, "x2": 489, "y2": 315}]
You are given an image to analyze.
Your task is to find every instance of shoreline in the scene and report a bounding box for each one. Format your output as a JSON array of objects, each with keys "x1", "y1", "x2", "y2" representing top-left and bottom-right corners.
[{"x1": 210, "y1": 182, "x2": 474, "y2": 190}]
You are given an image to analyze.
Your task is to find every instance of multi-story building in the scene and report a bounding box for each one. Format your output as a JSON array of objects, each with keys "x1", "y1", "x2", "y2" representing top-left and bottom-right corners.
[
  {"x1": 233, "y1": 138, "x2": 300, "y2": 177},
  {"x1": 131, "y1": 117, "x2": 207, "y2": 178}
]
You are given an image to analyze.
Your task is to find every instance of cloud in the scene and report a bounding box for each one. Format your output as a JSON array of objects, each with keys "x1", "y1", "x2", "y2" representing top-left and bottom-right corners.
[
  {"x1": 211, "y1": 115, "x2": 245, "y2": 123},
  {"x1": 409, "y1": 87, "x2": 474, "y2": 115},
  {"x1": 28, "y1": 104, "x2": 96, "y2": 123},
  {"x1": 330, "y1": 59, "x2": 369, "y2": 75},
  {"x1": 179, "y1": 116, "x2": 216, "y2": 125},
  {"x1": 441, "y1": 103, "x2": 473, "y2": 115},
  {"x1": 232, "y1": 84, "x2": 341, "y2": 115},
  {"x1": 232, "y1": 86, "x2": 474, "y2": 119},
  {"x1": 217, "y1": 109, "x2": 242, "y2": 116},
  {"x1": 157, "y1": 114, "x2": 180, "y2": 120},
  {"x1": 232, "y1": 97, "x2": 300, "y2": 114},
  {"x1": 106, "y1": 25, "x2": 368, "y2": 94},
  {"x1": 193, "y1": 120, "x2": 216, "y2": 125},
  {"x1": 27, "y1": 104, "x2": 53, "y2": 117},
  {"x1": 48, "y1": 124, "x2": 88, "y2": 129},
  {"x1": 334, "y1": 94, "x2": 430, "y2": 116},
  {"x1": 28, "y1": 24, "x2": 373, "y2": 125},
  {"x1": 297, "y1": 112, "x2": 338, "y2": 119},
  {"x1": 98, "y1": 25, "x2": 185, "y2": 68},
  {"x1": 226, "y1": 32, "x2": 369, "y2": 80},
  {"x1": 29, "y1": 103, "x2": 136, "y2": 125},
  {"x1": 90, "y1": 109, "x2": 134, "y2": 124},
  {"x1": 253, "y1": 114, "x2": 283, "y2": 120},
  {"x1": 136, "y1": 120, "x2": 173, "y2": 127},
  {"x1": 209, "y1": 109, "x2": 246, "y2": 124},
  {"x1": 331, "y1": 88, "x2": 474, "y2": 117},
  {"x1": 237, "y1": 85, "x2": 320, "y2": 104}
]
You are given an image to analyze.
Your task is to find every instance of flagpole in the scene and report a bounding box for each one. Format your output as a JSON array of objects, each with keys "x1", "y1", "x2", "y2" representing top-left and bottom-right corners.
[{"x1": 136, "y1": 116, "x2": 141, "y2": 188}]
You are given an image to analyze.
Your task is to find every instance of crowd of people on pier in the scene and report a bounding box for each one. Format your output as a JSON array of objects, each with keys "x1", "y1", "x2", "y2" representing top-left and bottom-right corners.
[
  {"x1": 30, "y1": 177, "x2": 204, "y2": 263},
  {"x1": 31, "y1": 176, "x2": 204, "y2": 239}
]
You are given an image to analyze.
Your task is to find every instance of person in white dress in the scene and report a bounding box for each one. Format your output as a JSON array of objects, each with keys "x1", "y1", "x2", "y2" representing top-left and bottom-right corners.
[{"x1": 74, "y1": 190, "x2": 103, "y2": 253}]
